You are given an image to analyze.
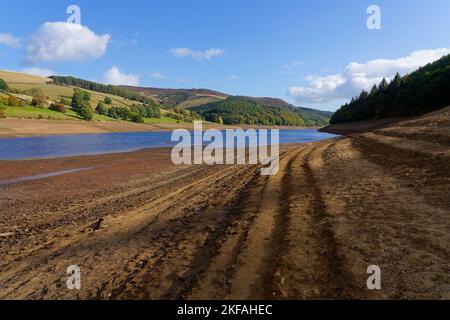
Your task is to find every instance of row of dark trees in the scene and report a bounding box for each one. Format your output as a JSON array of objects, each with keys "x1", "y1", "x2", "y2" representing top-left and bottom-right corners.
[{"x1": 331, "y1": 54, "x2": 450, "y2": 124}]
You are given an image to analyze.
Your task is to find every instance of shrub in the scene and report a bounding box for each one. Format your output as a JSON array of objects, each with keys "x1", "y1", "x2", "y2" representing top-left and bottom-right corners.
[
  {"x1": 49, "y1": 103, "x2": 66, "y2": 113},
  {"x1": 130, "y1": 103, "x2": 161, "y2": 118},
  {"x1": 131, "y1": 113, "x2": 144, "y2": 123},
  {"x1": 31, "y1": 89, "x2": 48, "y2": 108},
  {"x1": 0, "y1": 78, "x2": 9, "y2": 91},
  {"x1": 8, "y1": 95, "x2": 20, "y2": 107},
  {"x1": 104, "y1": 97, "x2": 112, "y2": 104},
  {"x1": 19, "y1": 100, "x2": 27, "y2": 107},
  {"x1": 108, "y1": 106, "x2": 132, "y2": 120},
  {"x1": 0, "y1": 100, "x2": 5, "y2": 118},
  {"x1": 78, "y1": 105, "x2": 94, "y2": 121},
  {"x1": 71, "y1": 89, "x2": 93, "y2": 121},
  {"x1": 38, "y1": 114, "x2": 44, "y2": 120},
  {"x1": 59, "y1": 97, "x2": 71, "y2": 106},
  {"x1": 95, "y1": 102, "x2": 108, "y2": 115}
]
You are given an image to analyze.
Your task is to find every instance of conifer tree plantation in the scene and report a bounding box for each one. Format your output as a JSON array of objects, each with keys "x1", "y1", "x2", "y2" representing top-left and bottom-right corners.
[{"x1": 331, "y1": 54, "x2": 450, "y2": 124}]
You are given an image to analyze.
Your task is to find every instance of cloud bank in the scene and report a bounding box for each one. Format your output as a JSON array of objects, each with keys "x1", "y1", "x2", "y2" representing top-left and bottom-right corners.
[{"x1": 288, "y1": 48, "x2": 450, "y2": 105}]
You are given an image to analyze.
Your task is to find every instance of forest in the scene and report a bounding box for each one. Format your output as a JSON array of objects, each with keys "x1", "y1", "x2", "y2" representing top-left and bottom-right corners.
[{"x1": 191, "y1": 97, "x2": 308, "y2": 126}]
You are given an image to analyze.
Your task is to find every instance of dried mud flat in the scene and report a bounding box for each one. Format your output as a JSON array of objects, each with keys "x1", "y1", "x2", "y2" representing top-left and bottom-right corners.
[{"x1": 0, "y1": 109, "x2": 449, "y2": 300}]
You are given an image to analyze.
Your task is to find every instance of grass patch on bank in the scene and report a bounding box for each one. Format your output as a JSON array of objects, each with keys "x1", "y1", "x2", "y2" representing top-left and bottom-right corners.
[
  {"x1": 4, "y1": 105, "x2": 118, "y2": 122},
  {"x1": 3, "y1": 105, "x2": 181, "y2": 124},
  {"x1": 143, "y1": 116, "x2": 191, "y2": 124},
  {"x1": 9, "y1": 83, "x2": 134, "y2": 109}
]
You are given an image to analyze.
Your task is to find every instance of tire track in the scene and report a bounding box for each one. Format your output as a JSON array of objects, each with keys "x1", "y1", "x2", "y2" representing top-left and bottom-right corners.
[{"x1": 0, "y1": 164, "x2": 256, "y2": 299}]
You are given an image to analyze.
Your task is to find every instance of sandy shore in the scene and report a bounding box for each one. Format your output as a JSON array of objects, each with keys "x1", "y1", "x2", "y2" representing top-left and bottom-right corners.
[
  {"x1": 0, "y1": 118, "x2": 315, "y2": 138},
  {"x1": 0, "y1": 109, "x2": 449, "y2": 299}
]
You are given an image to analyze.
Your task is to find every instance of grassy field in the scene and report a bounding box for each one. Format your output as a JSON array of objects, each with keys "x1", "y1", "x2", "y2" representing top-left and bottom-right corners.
[
  {"x1": 0, "y1": 70, "x2": 137, "y2": 108},
  {"x1": 0, "y1": 70, "x2": 193, "y2": 125},
  {"x1": 3, "y1": 105, "x2": 118, "y2": 122},
  {"x1": 0, "y1": 70, "x2": 50, "y2": 84},
  {"x1": 143, "y1": 115, "x2": 191, "y2": 124},
  {"x1": 9, "y1": 83, "x2": 134, "y2": 108}
]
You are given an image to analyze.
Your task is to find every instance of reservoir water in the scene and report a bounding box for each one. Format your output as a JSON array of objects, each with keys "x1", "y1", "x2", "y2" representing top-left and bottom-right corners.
[{"x1": 0, "y1": 129, "x2": 337, "y2": 160}]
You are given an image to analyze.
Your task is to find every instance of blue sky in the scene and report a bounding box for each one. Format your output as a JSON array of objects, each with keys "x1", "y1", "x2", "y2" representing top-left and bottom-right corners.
[{"x1": 1, "y1": 0, "x2": 450, "y2": 111}]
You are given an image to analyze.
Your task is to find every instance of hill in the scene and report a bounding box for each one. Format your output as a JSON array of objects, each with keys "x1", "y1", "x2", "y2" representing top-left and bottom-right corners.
[
  {"x1": 121, "y1": 85, "x2": 228, "y2": 98},
  {"x1": 0, "y1": 70, "x2": 331, "y2": 127},
  {"x1": 238, "y1": 96, "x2": 332, "y2": 124},
  {"x1": 121, "y1": 85, "x2": 228, "y2": 109},
  {"x1": 190, "y1": 96, "x2": 329, "y2": 126},
  {"x1": 122, "y1": 85, "x2": 332, "y2": 126},
  {"x1": 0, "y1": 70, "x2": 197, "y2": 124},
  {"x1": 0, "y1": 70, "x2": 138, "y2": 109},
  {"x1": 331, "y1": 54, "x2": 450, "y2": 124}
]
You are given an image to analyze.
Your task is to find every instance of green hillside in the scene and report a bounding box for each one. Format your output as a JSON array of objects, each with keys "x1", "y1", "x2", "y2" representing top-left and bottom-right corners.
[
  {"x1": 190, "y1": 96, "x2": 330, "y2": 126},
  {"x1": 0, "y1": 70, "x2": 194, "y2": 124},
  {"x1": 235, "y1": 96, "x2": 332, "y2": 126},
  {"x1": 331, "y1": 54, "x2": 450, "y2": 124}
]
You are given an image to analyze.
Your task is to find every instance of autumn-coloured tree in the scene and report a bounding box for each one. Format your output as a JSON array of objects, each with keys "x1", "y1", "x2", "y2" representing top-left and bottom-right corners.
[
  {"x1": 8, "y1": 95, "x2": 20, "y2": 107},
  {"x1": 0, "y1": 100, "x2": 5, "y2": 117},
  {"x1": 31, "y1": 89, "x2": 48, "y2": 108}
]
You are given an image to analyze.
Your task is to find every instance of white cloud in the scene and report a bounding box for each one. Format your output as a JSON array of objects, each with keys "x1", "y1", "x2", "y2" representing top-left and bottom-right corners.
[
  {"x1": 21, "y1": 67, "x2": 55, "y2": 77},
  {"x1": 288, "y1": 48, "x2": 450, "y2": 105},
  {"x1": 102, "y1": 66, "x2": 139, "y2": 86},
  {"x1": 25, "y1": 22, "x2": 110, "y2": 64},
  {"x1": 170, "y1": 47, "x2": 224, "y2": 61},
  {"x1": 288, "y1": 74, "x2": 346, "y2": 103},
  {"x1": 0, "y1": 33, "x2": 21, "y2": 48},
  {"x1": 150, "y1": 72, "x2": 166, "y2": 80},
  {"x1": 227, "y1": 75, "x2": 238, "y2": 80}
]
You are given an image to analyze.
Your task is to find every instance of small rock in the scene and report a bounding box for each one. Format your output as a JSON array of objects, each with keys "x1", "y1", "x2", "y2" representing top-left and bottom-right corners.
[{"x1": 0, "y1": 232, "x2": 14, "y2": 238}]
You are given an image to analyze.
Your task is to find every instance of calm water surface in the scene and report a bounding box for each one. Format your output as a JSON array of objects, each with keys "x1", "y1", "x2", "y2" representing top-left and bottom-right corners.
[{"x1": 0, "y1": 130, "x2": 337, "y2": 160}]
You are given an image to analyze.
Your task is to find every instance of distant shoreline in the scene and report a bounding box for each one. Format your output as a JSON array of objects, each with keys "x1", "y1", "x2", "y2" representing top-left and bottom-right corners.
[{"x1": 0, "y1": 117, "x2": 322, "y2": 138}]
